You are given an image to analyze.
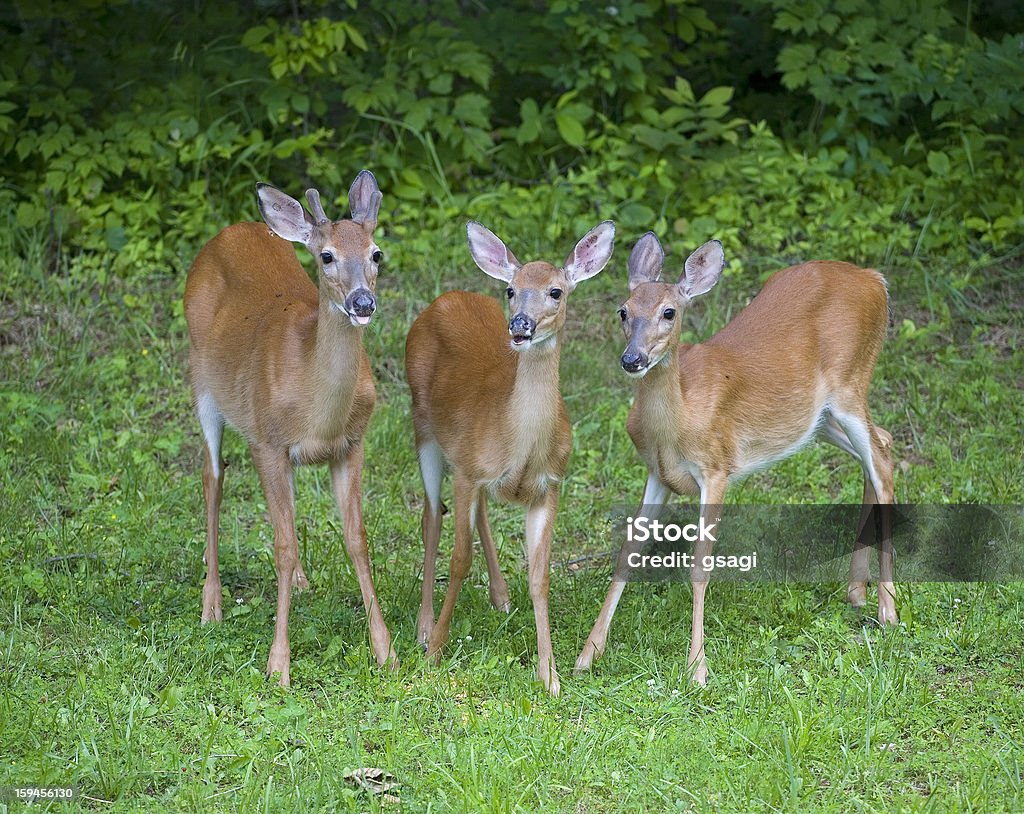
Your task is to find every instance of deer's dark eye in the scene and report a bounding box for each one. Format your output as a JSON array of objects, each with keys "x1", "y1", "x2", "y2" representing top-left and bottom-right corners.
[
  {"x1": 618, "y1": 308, "x2": 627, "y2": 322},
  {"x1": 549, "y1": 288, "x2": 563, "y2": 301},
  {"x1": 371, "y1": 250, "x2": 383, "y2": 263},
  {"x1": 320, "y1": 251, "x2": 334, "y2": 264},
  {"x1": 506, "y1": 287, "x2": 515, "y2": 300},
  {"x1": 663, "y1": 308, "x2": 676, "y2": 320}
]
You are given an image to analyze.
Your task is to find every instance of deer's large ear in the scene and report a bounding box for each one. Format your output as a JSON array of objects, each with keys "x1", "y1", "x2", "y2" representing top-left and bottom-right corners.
[
  {"x1": 467, "y1": 221, "x2": 521, "y2": 282},
  {"x1": 627, "y1": 232, "x2": 664, "y2": 291},
  {"x1": 564, "y1": 220, "x2": 615, "y2": 288},
  {"x1": 348, "y1": 170, "x2": 382, "y2": 232},
  {"x1": 257, "y1": 183, "x2": 315, "y2": 245},
  {"x1": 678, "y1": 239, "x2": 724, "y2": 299}
]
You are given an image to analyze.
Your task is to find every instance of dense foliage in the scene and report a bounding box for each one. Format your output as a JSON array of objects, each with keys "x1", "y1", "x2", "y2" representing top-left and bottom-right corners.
[{"x1": 3, "y1": 0, "x2": 1022, "y2": 280}]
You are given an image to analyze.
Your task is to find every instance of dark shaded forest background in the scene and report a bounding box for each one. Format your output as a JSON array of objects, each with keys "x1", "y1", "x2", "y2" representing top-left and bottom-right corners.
[{"x1": 3, "y1": 0, "x2": 1022, "y2": 281}]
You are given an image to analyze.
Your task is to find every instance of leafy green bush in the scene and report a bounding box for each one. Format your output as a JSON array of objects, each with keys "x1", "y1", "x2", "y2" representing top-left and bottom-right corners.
[
  {"x1": 1, "y1": 0, "x2": 1020, "y2": 282},
  {"x1": 764, "y1": 0, "x2": 1024, "y2": 146}
]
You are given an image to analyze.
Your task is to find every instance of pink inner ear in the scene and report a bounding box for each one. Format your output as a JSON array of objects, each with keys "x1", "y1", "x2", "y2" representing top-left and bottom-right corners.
[
  {"x1": 628, "y1": 234, "x2": 664, "y2": 287},
  {"x1": 681, "y1": 241, "x2": 725, "y2": 296},
  {"x1": 567, "y1": 223, "x2": 614, "y2": 281},
  {"x1": 468, "y1": 224, "x2": 521, "y2": 278},
  {"x1": 477, "y1": 240, "x2": 508, "y2": 268}
]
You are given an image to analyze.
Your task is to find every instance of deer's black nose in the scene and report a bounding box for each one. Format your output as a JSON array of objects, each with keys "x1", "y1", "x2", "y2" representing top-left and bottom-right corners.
[
  {"x1": 621, "y1": 350, "x2": 648, "y2": 373},
  {"x1": 348, "y1": 289, "x2": 376, "y2": 318},
  {"x1": 508, "y1": 314, "x2": 535, "y2": 344}
]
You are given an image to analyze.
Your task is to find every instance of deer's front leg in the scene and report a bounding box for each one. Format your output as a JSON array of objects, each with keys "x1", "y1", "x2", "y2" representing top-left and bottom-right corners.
[
  {"x1": 427, "y1": 472, "x2": 477, "y2": 663},
  {"x1": 575, "y1": 473, "x2": 670, "y2": 674},
  {"x1": 330, "y1": 442, "x2": 397, "y2": 670},
  {"x1": 252, "y1": 446, "x2": 299, "y2": 686},
  {"x1": 688, "y1": 475, "x2": 727, "y2": 687},
  {"x1": 477, "y1": 493, "x2": 512, "y2": 613},
  {"x1": 526, "y1": 488, "x2": 560, "y2": 696}
]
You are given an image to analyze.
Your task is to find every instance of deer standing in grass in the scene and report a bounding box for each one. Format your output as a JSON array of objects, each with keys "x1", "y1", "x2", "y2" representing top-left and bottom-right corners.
[
  {"x1": 574, "y1": 234, "x2": 898, "y2": 684},
  {"x1": 184, "y1": 171, "x2": 396, "y2": 686},
  {"x1": 405, "y1": 220, "x2": 616, "y2": 696}
]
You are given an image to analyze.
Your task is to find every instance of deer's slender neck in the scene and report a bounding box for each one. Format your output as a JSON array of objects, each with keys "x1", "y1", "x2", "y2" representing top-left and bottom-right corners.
[
  {"x1": 636, "y1": 343, "x2": 686, "y2": 430},
  {"x1": 308, "y1": 297, "x2": 364, "y2": 417},
  {"x1": 508, "y1": 333, "x2": 562, "y2": 442}
]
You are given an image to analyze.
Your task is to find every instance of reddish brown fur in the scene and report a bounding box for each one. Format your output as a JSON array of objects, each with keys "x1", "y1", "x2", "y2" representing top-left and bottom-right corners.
[
  {"x1": 186, "y1": 223, "x2": 376, "y2": 461},
  {"x1": 406, "y1": 290, "x2": 571, "y2": 504},
  {"x1": 406, "y1": 220, "x2": 614, "y2": 697},
  {"x1": 627, "y1": 262, "x2": 888, "y2": 488},
  {"x1": 577, "y1": 246, "x2": 897, "y2": 684},
  {"x1": 404, "y1": 290, "x2": 570, "y2": 697},
  {"x1": 184, "y1": 176, "x2": 395, "y2": 687}
]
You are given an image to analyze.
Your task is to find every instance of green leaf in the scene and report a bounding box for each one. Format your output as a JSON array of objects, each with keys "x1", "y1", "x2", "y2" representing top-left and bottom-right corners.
[
  {"x1": 428, "y1": 73, "x2": 453, "y2": 95},
  {"x1": 514, "y1": 104, "x2": 542, "y2": 141},
  {"x1": 619, "y1": 202, "x2": 656, "y2": 228},
  {"x1": 16, "y1": 202, "x2": 46, "y2": 229},
  {"x1": 660, "y1": 77, "x2": 694, "y2": 105},
  {"x1": 240, "y1": 25, "x2": 271, "y2": 49},
  {"x1": 555, "y1": 89, "x2": 579, "y2": 110},
  {"x1": 22, "y1": 568, "x2": 46, "y2": 597},
  {"x1": 820, "y1": 13, "x2": 841, "y2": 34},
  {"x1": 404, "y1": 98, "x2": 434, "y2": 132},
  {"x1": 105, "y1": 227, "x2": 127, "y2": 251},
  {"x1": 555, "y1": 112, "x2": 586, "y2": 147},
  {"x1": 516, "y1": 118, "x2": 541, "y2": 145},
  {"x1": 393, "y1": 184, "x2": 426, "y2": 200},
  {"x1": 778, "y1": 44, "x2": 817, "y2": 88},
  {"x1": 775, "y1": 11, "x2": 803, "y2": 33},
  {"x1": 927, "y1": 151, "x2": 950, "y2": 176},
  {"x1": 344, "y1": 22, "x2": 367, "y2": 51},
  {"x1": 452, "y1": 93, "x2": 489, "y2": 125},
  {"x1": 700, "y1": 86, "x2": 734, "y2": 108}
]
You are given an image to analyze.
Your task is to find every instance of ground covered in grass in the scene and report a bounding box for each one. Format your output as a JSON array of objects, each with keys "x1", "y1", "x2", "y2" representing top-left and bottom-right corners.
[{"x1": 1, "y1": 224, "x2": 1022, "y2": 812}]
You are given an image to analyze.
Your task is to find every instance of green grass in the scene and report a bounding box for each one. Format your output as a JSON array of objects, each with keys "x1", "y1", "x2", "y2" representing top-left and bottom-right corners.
[{"x1": 1, "y1": 225, "x2": 1022, "y2": 813}]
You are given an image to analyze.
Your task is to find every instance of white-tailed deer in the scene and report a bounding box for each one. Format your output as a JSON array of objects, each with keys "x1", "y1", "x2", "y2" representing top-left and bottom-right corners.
[
  {"x1": 575, "y1": 234, "x2": 898, "y2": 684},
  {"x1": 405, "y1": 220, "x2": 616, "y2": 696},
  {"x1": 184, "y1": 171, "x2": 396, "y2": 686}
]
